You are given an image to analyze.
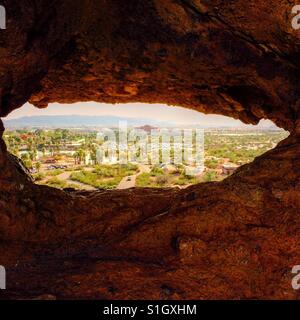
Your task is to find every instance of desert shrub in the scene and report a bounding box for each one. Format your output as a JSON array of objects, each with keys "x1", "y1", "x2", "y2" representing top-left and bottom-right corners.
[
  {"x1": 136, "y1": 173, "x2": 152, "y2": 187},
  {"x1": 33, "y1": 172, "x2": 45, "y2": 181},
  {"x1": 202, "y1": 171, "x2": 217, "y2": 182},
  {"x1": 156, "y1": 174, "x2": 169, "y2": 186},
  {"x1": 47, "y1": 169, "x2": 63, "y2": 176},
  {"x1": 205, "y1": 159, "x2": 218, "y2": 169},
  {"x1": 93, "y1": 164, "x2": 138, "y2": 178},
  {"x1": 150, "y1": 167, "x2": 164, "y2": 176},
  {"x1": 44, "y1": 177, "x2": 68, "y2": 189},
  {"x1": 175, "y1": 174, "x2": 198, "y2": 186},
  {"x1": 70, "y1": 167, "x2": 131, "y2": 189}
]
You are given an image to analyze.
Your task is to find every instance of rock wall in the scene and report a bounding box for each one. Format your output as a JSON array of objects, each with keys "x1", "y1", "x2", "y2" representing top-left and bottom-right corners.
[
  {"x1": 1, "y1": 0, "x2": 300, "y2": 129},
  {"x1": 0, "y1": 0, "x2": 299, "y2": 299}
]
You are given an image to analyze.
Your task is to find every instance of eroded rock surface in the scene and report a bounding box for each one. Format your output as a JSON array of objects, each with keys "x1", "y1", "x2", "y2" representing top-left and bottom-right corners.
[
  {"x1": 0, "y1": 0, "x2": 300, "y2": 299},
  {"x1": 1, "y1": 0, "x2": 300, "y2": 129}
]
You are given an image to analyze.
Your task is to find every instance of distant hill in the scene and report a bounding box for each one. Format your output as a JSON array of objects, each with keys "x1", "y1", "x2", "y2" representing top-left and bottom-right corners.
[
  {"x1": 2, "y1": 115, "x2": 281, "y2": 130},
  {"x1": 3, "y1": 115, "x2": 173, "y2": 129}
]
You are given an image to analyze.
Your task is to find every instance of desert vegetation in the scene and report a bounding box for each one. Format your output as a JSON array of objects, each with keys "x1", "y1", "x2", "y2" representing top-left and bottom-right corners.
[{"x1": 3, "y1": 127, "x2": 288, "y2": 190}]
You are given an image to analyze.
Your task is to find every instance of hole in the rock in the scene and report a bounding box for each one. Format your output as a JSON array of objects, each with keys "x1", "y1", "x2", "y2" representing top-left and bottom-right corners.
[{"x1": 2, "y1": 102, "x2": 289, "y2": 191}]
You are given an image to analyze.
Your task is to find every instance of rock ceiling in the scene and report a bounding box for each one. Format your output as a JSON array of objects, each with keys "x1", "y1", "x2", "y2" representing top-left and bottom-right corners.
[{"x1": 0, "y1": 0, "x2": 299, "y2": 300}]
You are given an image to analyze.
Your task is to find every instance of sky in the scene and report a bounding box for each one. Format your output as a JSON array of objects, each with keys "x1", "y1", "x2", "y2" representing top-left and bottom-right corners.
[{"x1": 5, "y1": 102, "x2": 275, "y2": 128}]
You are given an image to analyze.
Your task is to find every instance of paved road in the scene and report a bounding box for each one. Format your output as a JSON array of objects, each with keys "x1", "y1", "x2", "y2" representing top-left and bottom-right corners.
[
  {"x1": 117, "y1": 165, "x2": 150, "y2": 189},
  {"x1": 117, "y1": 175, "x2": 137, "y2": 189}
]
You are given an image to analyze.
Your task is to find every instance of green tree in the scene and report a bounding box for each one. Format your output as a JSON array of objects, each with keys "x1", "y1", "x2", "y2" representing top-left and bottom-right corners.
[{"x1": 36, "y1": 162, "x2": 41, "y2": 172}]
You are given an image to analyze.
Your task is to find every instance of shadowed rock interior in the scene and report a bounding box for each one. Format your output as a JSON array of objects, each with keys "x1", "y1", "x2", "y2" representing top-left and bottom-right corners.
[{"x1": 0, "y1": 0, "x2": 299, "y2": 299}]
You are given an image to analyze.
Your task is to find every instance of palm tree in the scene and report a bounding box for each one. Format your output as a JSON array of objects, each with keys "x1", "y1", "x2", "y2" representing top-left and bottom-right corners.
[{"x1": 74, "y1": 149, "x2": 86, "y2": 165}]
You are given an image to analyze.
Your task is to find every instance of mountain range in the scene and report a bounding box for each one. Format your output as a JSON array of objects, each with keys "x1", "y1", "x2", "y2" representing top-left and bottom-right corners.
[
  {"x1": 2, "y1": 115, "x2": 279, "y2": 130},
  {"x1": 3, "y1": 115, "x2": 173, "y2": 129}
]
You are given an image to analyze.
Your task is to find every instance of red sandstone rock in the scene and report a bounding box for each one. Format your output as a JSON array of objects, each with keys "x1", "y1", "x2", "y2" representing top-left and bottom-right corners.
[{"x1": 0, "y1": 0, "x2": 299, "y2": 300}]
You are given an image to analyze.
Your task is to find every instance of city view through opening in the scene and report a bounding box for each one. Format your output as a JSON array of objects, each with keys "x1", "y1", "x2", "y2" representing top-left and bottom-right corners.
[{"x1": 2, "y1": 102, "x2": 289, "y2": 191}]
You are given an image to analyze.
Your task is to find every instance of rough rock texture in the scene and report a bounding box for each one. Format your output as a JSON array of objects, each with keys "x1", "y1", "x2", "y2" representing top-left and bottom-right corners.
[
  {"x1": 1, "y1": 0, "x2": 300, "y2": 130},
  {"x1": 0, "y1": 0, "x2": 300, "y2": 299}
]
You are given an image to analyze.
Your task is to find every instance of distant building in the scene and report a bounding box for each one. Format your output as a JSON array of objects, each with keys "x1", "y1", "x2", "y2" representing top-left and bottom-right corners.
[
  {"x1": 19, "y1": 145, "x2": 28, "y2": 151},
  {"x1": 96, "y1": 149, "x2": 118, "y2": 164},
  {"x1": 222, "y1": 163, "x2": 239, "y2": 175},
  {"x1": 84, "y1": 153, "x2": 91, "y2": 165},
  {"x1": 136, "y1": 125, "x2": 158, "y2": 134},
  {"x1": 44, "y1": 158, "x2": 56, "y2": 164}
]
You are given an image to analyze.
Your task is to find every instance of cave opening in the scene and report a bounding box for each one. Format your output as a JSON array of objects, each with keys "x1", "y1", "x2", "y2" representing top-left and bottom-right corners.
[{"x1": 2, "y1": 101, "x2": 289, "y2": 191}]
